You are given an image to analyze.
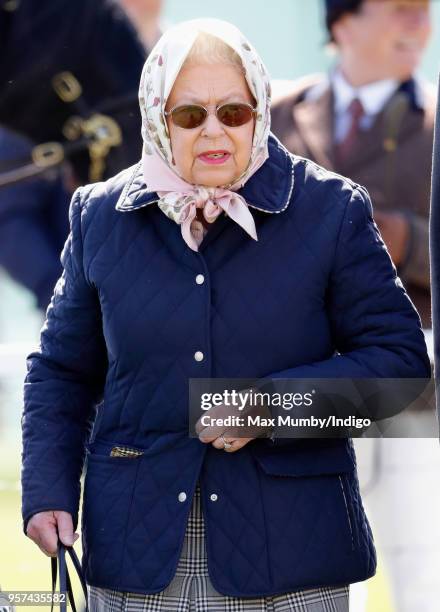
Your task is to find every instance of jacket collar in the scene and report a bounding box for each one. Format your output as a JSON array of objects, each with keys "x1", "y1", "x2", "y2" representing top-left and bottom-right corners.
[
  {"x1": 398, "y1": 77, "x2": 427, "y2": 112},
  {"x1": 115, "y1": 133, "x2": 294, "y2": 214}
]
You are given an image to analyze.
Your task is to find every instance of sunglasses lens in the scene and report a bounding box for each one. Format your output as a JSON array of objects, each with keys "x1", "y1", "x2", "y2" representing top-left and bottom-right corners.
[
  {"x1": 169, "y1": 103, "x2": 255, "y2": 129},
  {"x1": 171, "y1": 105, "x2": 207, "y2": 129},
  {"x1": 217, "y1": 104, "x2": 254, "y2": 127}
]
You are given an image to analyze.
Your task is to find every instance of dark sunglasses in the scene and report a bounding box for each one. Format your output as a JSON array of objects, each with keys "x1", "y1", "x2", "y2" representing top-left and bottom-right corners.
[{"x1": 164, "y1": 102, "x2": 257, "y2": 129}]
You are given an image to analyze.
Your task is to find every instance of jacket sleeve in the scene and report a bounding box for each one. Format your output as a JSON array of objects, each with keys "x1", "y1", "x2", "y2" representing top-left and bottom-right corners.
[
  {"x1": 21, "y1": 187, "x2": 107, "y2": 534},
  {"x1": 260, "y1": 185, "x2": 431, "y2": 441}
]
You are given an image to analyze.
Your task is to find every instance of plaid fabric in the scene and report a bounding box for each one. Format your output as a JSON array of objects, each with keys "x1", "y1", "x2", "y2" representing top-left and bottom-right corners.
[{"x1": 88, "y1": 482, "x2": 350, "y2": 611}]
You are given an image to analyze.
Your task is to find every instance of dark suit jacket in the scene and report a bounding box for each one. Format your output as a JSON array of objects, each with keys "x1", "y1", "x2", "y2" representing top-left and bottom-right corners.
[
  {"x1": 271, "y1": 74, "x2": 436, "y2": 328},
  {"x1": 430, "y1": 75, "x2": 440, "y2": 423}
]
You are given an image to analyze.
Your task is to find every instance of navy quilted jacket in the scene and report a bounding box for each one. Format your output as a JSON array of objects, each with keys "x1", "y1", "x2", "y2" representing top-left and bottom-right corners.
[{"x1": 22, "y1": 135, "x2": 430, "y2": 596}]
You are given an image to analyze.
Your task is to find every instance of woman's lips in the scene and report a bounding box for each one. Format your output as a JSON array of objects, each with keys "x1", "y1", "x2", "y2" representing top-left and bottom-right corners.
[{"x1": 198, "y1": 151, "x2": 231, "y2": 165}]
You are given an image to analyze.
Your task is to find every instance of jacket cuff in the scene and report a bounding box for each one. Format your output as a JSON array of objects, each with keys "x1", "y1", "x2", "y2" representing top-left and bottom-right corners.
[
  {"x1": 23, "y1": 504, "x2": 79, "y2": 537},
  {"x1": 21, "y1": 457, "x2": 82, "y2": 537},
  {"x1": 249, "y1": 379, "x2": 277, "y2": 443}
]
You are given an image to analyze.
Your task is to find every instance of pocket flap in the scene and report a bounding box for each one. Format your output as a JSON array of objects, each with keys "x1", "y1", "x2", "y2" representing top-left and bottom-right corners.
[{"x1": 251, "y1": 440, "x2": 355, "y2": 477}]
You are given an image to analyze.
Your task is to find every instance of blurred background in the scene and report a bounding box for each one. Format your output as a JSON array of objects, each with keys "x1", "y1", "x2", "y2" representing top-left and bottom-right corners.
[
  {"x1": 1, "y1": 1, "x2": 439, "y2": 611},
  {"x1": 165, "y1": 0, "x2": 440, "y2": 80}
]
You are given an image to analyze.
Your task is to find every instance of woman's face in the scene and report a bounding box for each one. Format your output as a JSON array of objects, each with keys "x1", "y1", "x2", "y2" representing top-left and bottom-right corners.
[{"x1": 165, "y1": 63, "x2": 255, "y2": 188}]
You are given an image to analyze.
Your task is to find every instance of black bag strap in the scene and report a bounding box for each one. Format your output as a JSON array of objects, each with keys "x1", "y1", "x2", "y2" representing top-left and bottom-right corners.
[{"x1": 51, "y1": 543, "x2": 89, "y2": 612}]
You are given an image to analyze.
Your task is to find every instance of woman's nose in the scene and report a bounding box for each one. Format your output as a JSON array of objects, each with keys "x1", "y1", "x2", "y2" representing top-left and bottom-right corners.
[{"x1": 201, "y1": 112, "x2": 225, "y2": 138}]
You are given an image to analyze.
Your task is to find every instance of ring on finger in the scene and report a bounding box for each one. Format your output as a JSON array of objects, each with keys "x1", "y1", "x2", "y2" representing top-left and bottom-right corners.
[{"x1": 220, "y1": 433, "x2": 233, "y2": 451}]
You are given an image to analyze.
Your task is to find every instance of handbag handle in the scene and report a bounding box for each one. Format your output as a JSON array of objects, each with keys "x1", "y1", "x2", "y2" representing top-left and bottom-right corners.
[{"x1": 51, "y1": 543, "x2": 89, "y2": 612}]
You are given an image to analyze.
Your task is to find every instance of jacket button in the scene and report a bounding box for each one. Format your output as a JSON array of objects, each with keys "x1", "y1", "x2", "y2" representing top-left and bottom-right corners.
[
  {"x1": 210, "y1": 494, "x2": 218, "y2": 501},
  {"x1": 196, "y1": 274, "x2": 205, "y2": 285},
  {"x1": 178, "y1": 492, "x2": 187, "y2": 502},
  {"x1": 194, "y1": 351, "x2": 204, "y2": 362}
]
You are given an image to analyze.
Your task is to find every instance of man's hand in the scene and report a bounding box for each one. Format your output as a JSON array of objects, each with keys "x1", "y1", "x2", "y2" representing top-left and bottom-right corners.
[
  {"x1": 26, "y1": 510, "x2": 79, "y2": 557},
  {"x1": 374, "y1": 210, "x2": 410, "y2": 266}
]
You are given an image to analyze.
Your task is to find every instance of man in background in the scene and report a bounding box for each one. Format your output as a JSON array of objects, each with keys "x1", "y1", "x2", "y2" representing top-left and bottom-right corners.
[{"x1": 271, "y1": 0, "x2": 434, "y2": 328}]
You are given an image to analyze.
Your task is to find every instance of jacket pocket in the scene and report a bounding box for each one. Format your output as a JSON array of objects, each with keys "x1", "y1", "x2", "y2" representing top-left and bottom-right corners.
[
  {"x1": 81, "y1": 445, "x2": 142, "y2": 585},
  {"x1": 250, "y1": 439, "x2": 355, "y2": 477},
  {"x1": 338, "y1": 473, "x2": 356, "y2": 551},
  {"x1": 250, "y1": 441, "x2": 359, "y2": 553},
  {"x1": 85, "y1": 439, "x2": 146, "y2": 461}
]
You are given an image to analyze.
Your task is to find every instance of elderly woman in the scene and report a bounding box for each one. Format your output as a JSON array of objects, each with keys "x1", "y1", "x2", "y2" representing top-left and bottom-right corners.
[{"x1": 22, "y1": 18, "x2": 430, "y2": 612}]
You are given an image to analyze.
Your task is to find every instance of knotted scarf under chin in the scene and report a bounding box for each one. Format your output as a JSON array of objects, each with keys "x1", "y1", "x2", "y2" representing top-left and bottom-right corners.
[{"x1": 156, "y1": 186, "x2": 258, "y2": 251}]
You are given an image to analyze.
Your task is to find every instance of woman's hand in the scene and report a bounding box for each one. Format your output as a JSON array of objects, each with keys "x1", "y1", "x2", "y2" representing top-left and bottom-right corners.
[
  {"x1": 26, "y1": 510, "x2": 80, "y2": 557},
  {"x1": 195, "y1": 388, "x2": 273, "y2": 452}
]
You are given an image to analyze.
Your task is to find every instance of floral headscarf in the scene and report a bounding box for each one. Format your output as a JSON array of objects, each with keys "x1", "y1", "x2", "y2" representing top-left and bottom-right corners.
[{"x1": 138, "y1": 18, "x2": 272, "y2": 251}]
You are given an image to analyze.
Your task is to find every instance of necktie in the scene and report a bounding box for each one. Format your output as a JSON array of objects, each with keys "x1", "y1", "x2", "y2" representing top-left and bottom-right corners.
[{"x1": 336, "y1": 98, "x2": 364, "y2": 164}]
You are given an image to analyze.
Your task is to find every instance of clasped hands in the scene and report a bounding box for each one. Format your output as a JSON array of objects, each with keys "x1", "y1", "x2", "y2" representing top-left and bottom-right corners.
[{"x1": 195, "y1": 387, "x2": 274, "y2": 453}]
